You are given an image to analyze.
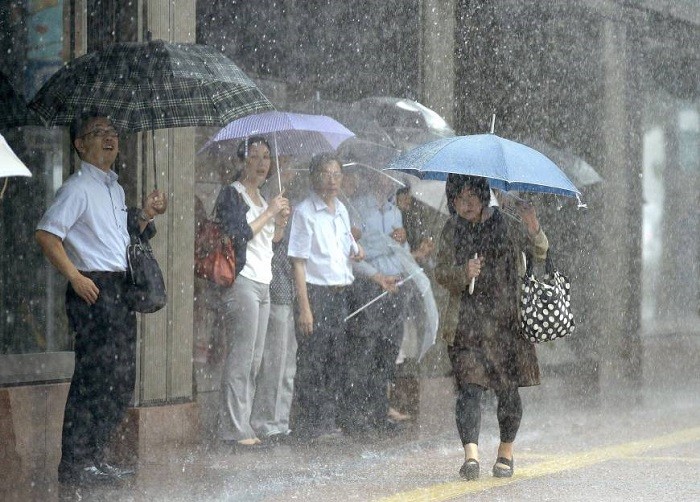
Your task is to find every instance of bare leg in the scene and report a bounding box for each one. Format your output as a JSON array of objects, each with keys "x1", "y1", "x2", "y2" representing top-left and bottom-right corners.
[
  {"x1": 496, "y1": 441, "x2": 513, "y2": 467},
  {"x1": 464, "y1": 442, "x2": 479, "y2": 461}
]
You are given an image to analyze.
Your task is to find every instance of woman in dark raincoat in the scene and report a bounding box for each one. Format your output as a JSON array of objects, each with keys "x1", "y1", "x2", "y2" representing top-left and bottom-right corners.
[{"x1": 434, "y1": 174, "x2": 548, "y2": 480}]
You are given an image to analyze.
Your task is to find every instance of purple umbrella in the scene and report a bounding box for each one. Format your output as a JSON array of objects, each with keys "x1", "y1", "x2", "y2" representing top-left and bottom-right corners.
[
  {"x1": 200, "y1": 110, "x2": 355, "y2": 190},
  {"x1": 200, "y1": 110, "x2": 355, "y2": 156}
]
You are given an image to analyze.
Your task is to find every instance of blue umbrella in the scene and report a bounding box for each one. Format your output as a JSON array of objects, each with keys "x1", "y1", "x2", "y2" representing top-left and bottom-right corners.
[
  {"x1": 199, "y1": 110, "x2": 355, "y2": 157},
  {"x1": 385, "y1": 134, "x2": 581, "y2": 198}
]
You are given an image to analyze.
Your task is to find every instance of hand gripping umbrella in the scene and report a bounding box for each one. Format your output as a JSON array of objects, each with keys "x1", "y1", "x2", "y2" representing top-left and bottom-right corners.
[{"x1": 29, "y1": 38, "x2": 274, "y2": 189}]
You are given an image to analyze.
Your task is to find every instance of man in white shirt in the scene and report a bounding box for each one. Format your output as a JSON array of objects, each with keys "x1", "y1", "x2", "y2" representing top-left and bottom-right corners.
[
  {"x1": 288, "y1": 153, "x2": 363, "y2": 441},
  {"x1": 36, "y1": 113, "x2": 166, "y2": 485}
]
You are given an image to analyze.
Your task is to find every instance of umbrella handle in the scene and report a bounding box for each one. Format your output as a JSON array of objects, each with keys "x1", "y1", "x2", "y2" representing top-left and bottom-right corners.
[
  {"x1": 469, "y1": 253, "x2": 477, "y2": 295},
  {"x1": 274, "y1": 133, "x2": 282, "y2": 193},
  {"x1": 149, "y1": 76, "x2": 158, "y2": 192}
]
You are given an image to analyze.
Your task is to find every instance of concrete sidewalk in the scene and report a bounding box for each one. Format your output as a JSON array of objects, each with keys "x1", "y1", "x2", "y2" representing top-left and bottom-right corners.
[{"x1": 9, "y1": 332, "x2": 700, "y2": 501}]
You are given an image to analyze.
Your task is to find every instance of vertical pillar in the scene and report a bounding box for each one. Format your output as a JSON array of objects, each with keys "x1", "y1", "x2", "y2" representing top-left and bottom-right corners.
[
  {"x1": 599, "y1": 19, "x2": 644, "y2": 391},
  {"x1": 421, "y1": 0, "x2": 456, "y2": 126},
  {"x1": 138, "y1": 0, "x2": 197, "y2": 405}
]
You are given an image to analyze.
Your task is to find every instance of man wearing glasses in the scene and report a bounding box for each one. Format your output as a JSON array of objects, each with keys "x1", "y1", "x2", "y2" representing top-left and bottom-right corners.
[
  {"x1": 288, "y1": 153, "x2": 364, "y2": 442},
  {"x1": 35, "y1": 113, "x2": 167, "y2": 485}
]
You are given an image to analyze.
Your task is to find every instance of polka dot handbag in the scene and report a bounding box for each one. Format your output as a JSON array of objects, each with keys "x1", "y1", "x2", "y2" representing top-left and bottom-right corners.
[{"x1": 520, "y1": 254, "x2": 575, "y2": 343}]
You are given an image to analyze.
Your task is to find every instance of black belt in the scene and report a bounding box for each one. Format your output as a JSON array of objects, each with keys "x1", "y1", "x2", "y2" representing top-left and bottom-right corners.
[
  {"x1": 81, "y1": 271, "x2": 127, "y2": 280},
  {"x1": 307, "y1": 283, "x2": 348, "y2": 293}
]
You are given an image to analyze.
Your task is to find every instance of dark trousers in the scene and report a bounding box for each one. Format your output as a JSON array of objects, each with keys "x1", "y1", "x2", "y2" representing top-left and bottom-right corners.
[
  {"x1": 456, "y1": 384, "x2": 522, "y2": 445},
  {"x1": 343, "y1": 279, "x2": 406, "y2": 431},
  {"x1": 293, "y1": 284, "x2": 349, "y2": 438},
  {"x1": 60, "y1": 272, "x2": 136, "y2": 470}
]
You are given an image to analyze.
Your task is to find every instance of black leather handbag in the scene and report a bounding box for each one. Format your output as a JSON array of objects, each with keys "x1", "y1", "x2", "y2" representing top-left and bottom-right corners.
[{"x1": 125, "y1": 232, "x2": 167, "y2": 313}]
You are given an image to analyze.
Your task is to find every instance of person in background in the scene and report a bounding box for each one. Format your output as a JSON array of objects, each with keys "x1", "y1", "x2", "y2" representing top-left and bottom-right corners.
[
  {"x1": 395, "y1": 185, "x2": 436, "y2": 266},
  {"x1": 251, "y1": 156, "x2": 298, "y2": 442},
  {"x1": 434, "y1": 174, "x2": 547, "y2": 481},
  {"x1": 36, "y1": 113, "x2": 167, "y2": 485},
  {"x1": 216, "y1": 137, "x2": 289, "y2": 448},
  {"x1": 343, "y1": 173, "x2": 409, "y2": 438},
  {"x1": 287, "y1": 153, "x2": 364, "y2": 442}
]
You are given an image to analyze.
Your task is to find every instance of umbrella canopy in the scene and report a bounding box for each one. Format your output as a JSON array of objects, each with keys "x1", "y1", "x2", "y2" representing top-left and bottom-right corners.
[
  {"x1": 353, "y1": 97, "x2": 455, "y2": 151},
  {"x1": 385, "y1": 134, "x2": 581, "y2": 198},
  {"x1": 199, "y1": 111, "x2": 354, "y2": 157},
  {"x1": 522, "y1": 137, "x2": 603, "y2": 188},
  {"x1": 28, "y1": 39, "x2": 273, "y2": 132},
  {"x1": 0, "y1": 72, "x2": 39, "y2": 129},
  {"x1": 1, "y1": 133, "x2": 32, "y2": 199},
  {"x1": 0, "y1": 133, "x2": 32, "y2": 178},
  {"x1": 289, "y1": 98, "x2": 396, "y2": 148},
  {"x1": 336, "y1": 138, "x2": 400, "y2": 168}
]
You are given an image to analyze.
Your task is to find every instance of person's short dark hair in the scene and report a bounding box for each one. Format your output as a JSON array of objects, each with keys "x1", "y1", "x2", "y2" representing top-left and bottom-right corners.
[
  {"x1": 236, "y1": 136, "x2": 271, "y2": 160},
  {"x1": 445, "y1": 174, "x2": 490, "y2": 215},
  {"x1": 308, "y1": 152, "x2": 342, "y2": 180},
  {"x1": 69, "y1": 110, "x2": 110, "y2": 147}
]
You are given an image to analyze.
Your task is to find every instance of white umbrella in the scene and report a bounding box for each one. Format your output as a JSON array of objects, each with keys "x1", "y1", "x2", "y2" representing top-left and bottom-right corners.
[
  {"x1": 0, "y1": 133, "x2": 32, "y2": 178},
  {"x1": 0, "y1": 133, "x2": 32, "y2": 199}
]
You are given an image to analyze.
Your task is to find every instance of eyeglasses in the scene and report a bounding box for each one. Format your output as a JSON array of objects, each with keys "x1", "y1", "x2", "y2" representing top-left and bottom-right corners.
[{"x1": 80, "y1": 127, "x2": 119, "y2": 139}]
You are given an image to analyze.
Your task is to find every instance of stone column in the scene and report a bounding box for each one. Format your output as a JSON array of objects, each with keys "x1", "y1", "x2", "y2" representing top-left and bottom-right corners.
[
  {"x1": 114, "y1": 0, "x2": 199, "y2": 462},
  {"x1": 598, "y1": 19, "x2": 644, "y2": 393},
  {"x1": 136, "y1": 0, "x2": 197, "y2": 406},
  {"x1": 420, "y1": 0, "x2": 456, "y2": 126}
]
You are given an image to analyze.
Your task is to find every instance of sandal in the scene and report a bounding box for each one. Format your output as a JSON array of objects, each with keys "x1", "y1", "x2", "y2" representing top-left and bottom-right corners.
[
  {"x1": 492, "y1": 456, "x2": 514, "y2": 478},
  {"x1": 459, "y1": 458, "x2": 480, "y2": 481}
]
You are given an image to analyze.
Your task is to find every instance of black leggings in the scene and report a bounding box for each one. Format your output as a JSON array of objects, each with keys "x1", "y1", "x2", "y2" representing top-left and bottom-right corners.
[{"x1": 456, "y1": 384, "x2": 522, "y2": 445}]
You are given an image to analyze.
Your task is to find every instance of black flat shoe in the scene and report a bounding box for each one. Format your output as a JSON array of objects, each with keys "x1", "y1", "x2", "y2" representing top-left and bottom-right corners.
[
  {"x1": 492, "y1": 456, "x2": 514, "y2": 478},
  {"x1": 459, "y1": 459, "x2": 480, "y2": 480}
]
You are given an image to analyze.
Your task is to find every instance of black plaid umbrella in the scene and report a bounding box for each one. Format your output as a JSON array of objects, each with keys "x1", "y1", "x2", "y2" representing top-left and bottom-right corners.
[
  {"x1": 0, "y1": 72, "x2": 40, "y2": 129},
  {"x1": 28, "y1": 39, "x2": 274, "y2": 132}
]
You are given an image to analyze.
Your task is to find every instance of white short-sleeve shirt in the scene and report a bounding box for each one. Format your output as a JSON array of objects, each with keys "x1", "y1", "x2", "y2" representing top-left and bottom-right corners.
[
  {"x1": 233, "y1": 181, "x2": 274, "y2": 285},
  {"x1": 37, "y1": 161, "x2": 130, "y2": 272},
  {"x1": 288, "y1": 192, "x2": 355, "y2": 286}
]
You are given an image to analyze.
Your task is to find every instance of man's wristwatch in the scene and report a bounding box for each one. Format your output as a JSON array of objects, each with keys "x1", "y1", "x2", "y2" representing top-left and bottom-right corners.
[{"x1": 139, "y1": 210, "x2": 155, "y2": 223}]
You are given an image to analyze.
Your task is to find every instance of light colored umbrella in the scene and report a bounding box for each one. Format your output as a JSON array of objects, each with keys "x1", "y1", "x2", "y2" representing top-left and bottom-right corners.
[
  {"x1": 0, "y1": 134, "x2": 32, "y2": 178},
  {"x1": 200, "y1": 110, "x2": 355, "y2": 191},
  {"x1": 522, "y1": 137, "x2": 603, "y2": 188},
  {"x1": 386, "y1": 134, "x2": 581, "y2": 198},
  {"x1": 0, "y1": 133, "x2": 32, "y2": 198},
  {"x1": 200, "y1": 111, "x2": 355, "y2": 157}
]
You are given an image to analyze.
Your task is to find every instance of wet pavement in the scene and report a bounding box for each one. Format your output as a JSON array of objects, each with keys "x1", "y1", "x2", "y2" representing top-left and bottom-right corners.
[{"x1": 19, "y1": 332, "x2": 700, "y2": 501}]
